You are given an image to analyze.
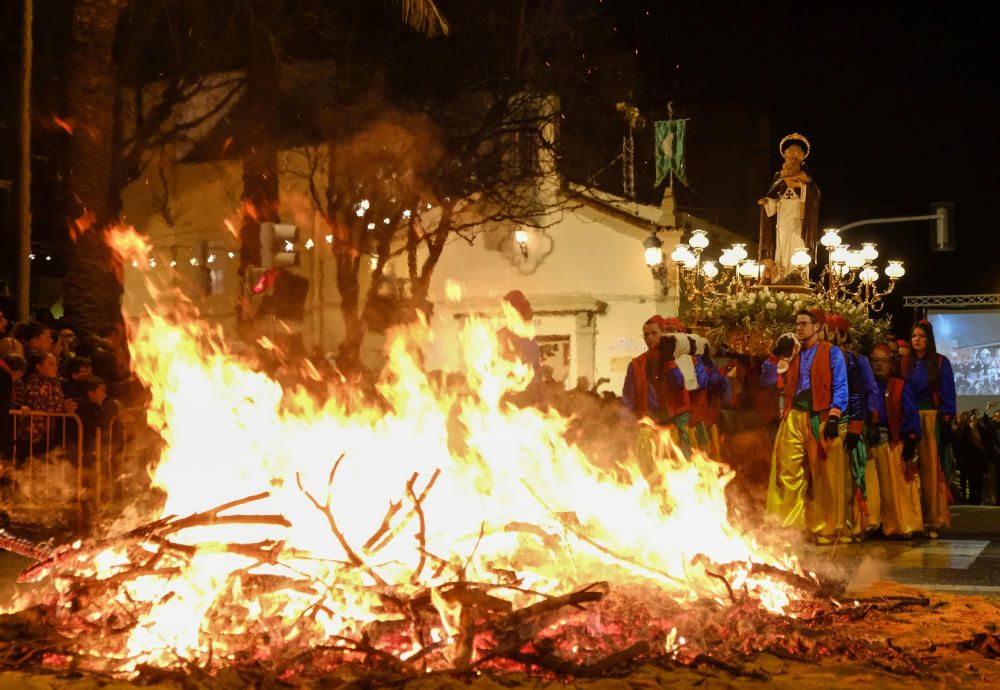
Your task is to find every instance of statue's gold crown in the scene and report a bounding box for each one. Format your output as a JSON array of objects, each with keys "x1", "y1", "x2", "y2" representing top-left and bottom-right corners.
[{"x1": 779, "y1": 132, "x2": 811, "y2": 159}]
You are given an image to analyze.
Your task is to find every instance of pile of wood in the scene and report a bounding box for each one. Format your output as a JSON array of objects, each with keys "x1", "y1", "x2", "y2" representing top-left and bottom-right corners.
[{"x1": 1, "y1": 491, "x2": 998, "y2": 688}]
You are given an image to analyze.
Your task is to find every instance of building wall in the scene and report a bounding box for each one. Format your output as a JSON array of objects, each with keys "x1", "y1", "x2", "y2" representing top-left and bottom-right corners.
[
  {"x1": 418, "y1": 203, "x2": 680, "y2": 394},
  {"x1": 120, "y1": 149, "x2": 685, "y2": 395}
]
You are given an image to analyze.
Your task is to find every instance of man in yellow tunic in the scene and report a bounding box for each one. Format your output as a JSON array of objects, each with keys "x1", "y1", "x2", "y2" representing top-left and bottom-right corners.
[{"x1": 761, "y1": 308, "x2": 851, "y2": 544}]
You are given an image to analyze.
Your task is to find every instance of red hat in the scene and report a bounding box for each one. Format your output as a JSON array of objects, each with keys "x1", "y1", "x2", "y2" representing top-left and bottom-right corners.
[
  {"x1": 661, "y1": 317, "x2": 687, "y2": 333},
  {"x1": 827, "y1": 314, "x2": 850, "y2": 334},
  {"x1": 871, "y1": 343, "x2": 892, "y2": 357},
  {"x1": 806, "y1": 307, "x2": 826, "y2": 325},
  {"x1": 644, "y1": 314, "x2": 667, "y2": 328},
  {"x1": 896, "y1": 338, "x2": 909, "y2": 348},
  {"x1": 503, "y1": 290, "x2": 533, "y2": 321}
]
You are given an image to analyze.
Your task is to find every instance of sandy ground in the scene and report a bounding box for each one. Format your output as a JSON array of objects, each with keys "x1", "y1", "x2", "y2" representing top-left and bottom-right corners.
[{"x1": 1, "y1": 581, "x2": 997, "y2": 689}]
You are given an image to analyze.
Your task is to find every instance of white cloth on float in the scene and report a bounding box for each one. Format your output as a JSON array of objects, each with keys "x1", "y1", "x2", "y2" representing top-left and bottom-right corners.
[{"x1": 764, "y1": 185, "x2": 808, "y2": 274}]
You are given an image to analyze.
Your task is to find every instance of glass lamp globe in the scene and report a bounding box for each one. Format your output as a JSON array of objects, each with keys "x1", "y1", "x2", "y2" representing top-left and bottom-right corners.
[
  {"x1": 738, "y1": 260, "x2": 760, "y2": 278},
  {"x1": 860, "y1": 266, "x2": 879, "y2": 284},
  {"x1": 860, "y1": 242, "x2": 879, "y2": 262},
  {"x1": 831, "y1": 244, "x2": 851, "y2": 264},
  {"x1": 846, "y1": 251, "x2": 865, "y2": 270},
  {"x1": 689, "y1": 229, "x2": 710, "y2": 250},
  {"x1": 790, "y1": 247, "x2": 811, "y2": 267},
  {"x1": 671, "y1": 243, "x2": 693, "y2": 264},
  {"x1": 719, "y1": 250, "x2": 739, "y2": 268},
  {"x1": 702, "y1": 261, "x2": 719, "y2": 279},
  {"x1": 513, "y1": 228, "x2": 529, "y2": 246},
  {"x1": 885, "y1": 260, "x2": 906, "y2": 279},
  {"x1": 731, "y1": 243, "x2": 748, "y2": 261},
  {"x1": 643, "y1": 233, "x2": 663, "y2": 266},
  {"x1": 835, "y1": 263, "x2": 851, "y2": 277},
  {"x1": 820, "y1": 228, "x2": 842, "y2": 248}
]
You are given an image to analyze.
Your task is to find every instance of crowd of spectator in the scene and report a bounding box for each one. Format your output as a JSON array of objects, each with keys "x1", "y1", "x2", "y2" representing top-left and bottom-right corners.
[
  {"x1": 1, "y1": 307, "x2": 136, "y2": 464},
  {"x1": 952, "y1": 347, "x2": 1000, "y2": 396},
  {"x1": 951, "y1": 407, "x2": 1000, "y2": 505}
]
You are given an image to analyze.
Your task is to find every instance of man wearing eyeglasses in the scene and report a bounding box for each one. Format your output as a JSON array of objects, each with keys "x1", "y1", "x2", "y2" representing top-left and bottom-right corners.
[{"x1": 761, "y1": 307, "x2": 850, "y2": 544}]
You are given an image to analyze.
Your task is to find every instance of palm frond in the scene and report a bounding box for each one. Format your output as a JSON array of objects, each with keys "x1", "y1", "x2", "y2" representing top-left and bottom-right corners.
[{"x1": 397, "y1": 0, "x2": 450, "y2": 37}]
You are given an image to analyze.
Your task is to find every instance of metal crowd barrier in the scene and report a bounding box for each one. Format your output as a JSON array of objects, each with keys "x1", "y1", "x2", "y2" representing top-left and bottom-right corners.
[{"x1": 5, "y1": 409, "x2": 130, "y2": 526}]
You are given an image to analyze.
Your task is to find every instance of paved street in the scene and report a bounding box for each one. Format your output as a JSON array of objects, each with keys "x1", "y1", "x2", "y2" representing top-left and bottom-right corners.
[{"x1": 801, "y1": 505, "x2": 1000, "y2": 597}]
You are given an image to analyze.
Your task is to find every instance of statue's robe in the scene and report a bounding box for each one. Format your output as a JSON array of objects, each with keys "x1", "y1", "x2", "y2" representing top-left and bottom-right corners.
[{"x1": 759, "y1": 172, "x2": 820, "y2": 271}]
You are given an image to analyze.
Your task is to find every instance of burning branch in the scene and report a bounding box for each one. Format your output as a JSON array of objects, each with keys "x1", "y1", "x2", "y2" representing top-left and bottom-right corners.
[{"x1": 296, "y1": 453, "x2": 388, "y2": 587}]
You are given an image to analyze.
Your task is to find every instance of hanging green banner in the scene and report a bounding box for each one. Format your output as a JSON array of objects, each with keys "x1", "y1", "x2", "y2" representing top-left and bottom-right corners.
[{"x1": 654, "y1": 119, "x2": 688, "y2": 187}]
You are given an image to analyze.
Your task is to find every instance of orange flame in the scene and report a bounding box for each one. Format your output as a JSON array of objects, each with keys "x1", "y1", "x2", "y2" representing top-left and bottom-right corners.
[
  {"x1": 105, "y1": 224, "x2": 152, "y2": 267},
  {"x1": 53, "y1": 117, "x2": 74, "y2": 135},
  {"x1": 69, "y1": 209, "x2": 97, "y2": 242},
  {"x1": 11, "y1": 227, "x2": 807, "y2": 673}
]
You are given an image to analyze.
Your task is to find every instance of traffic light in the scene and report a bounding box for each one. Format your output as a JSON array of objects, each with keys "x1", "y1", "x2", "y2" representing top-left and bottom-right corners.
[
  {"x1": 260, "y1": 270, "x2": 310, "y2": 321},
  {"x1": 260, "y1": 222, "x2": 300, "y2": 269},
  {"x1": 245, "y1": 265, "x2": 275, "y2": 295},
  {"x1": 929, "y1": 202, "x2": 955, "y2": 251}
]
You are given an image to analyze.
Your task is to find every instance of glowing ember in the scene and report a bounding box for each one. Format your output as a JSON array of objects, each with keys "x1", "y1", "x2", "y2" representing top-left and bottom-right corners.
[{"x1": 4, "y1": 227, "x2": 811, "y2": 677}]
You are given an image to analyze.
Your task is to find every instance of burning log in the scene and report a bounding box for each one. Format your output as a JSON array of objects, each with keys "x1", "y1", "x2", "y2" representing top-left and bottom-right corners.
[{"x1": 960, "y1": 631, "x2": 1000, "y2": 659}]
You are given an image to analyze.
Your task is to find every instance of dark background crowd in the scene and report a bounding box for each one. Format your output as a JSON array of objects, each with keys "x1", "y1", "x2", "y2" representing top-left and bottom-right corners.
[
  {"x1": 952, "y1": 348, "x2": 1000, "y2": 397},
  {"x1": 0, "y1": 303, "x2": 139, "y2": 463}
]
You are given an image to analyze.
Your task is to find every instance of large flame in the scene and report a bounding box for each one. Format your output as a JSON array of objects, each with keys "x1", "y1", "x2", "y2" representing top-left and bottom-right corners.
[{"x1": 12, "y1": 227, "x2": 806, "y2": 673}]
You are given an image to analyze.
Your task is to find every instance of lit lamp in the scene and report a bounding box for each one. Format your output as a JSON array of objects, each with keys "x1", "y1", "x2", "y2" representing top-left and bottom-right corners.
[
  {"x1": 860, "y1": 242, "x2": 879, "y2": 262},
  {"x1": 820, "y1": 228, "x2": 842, "y2": 249},
  {"x1": 670, "y1": 243, "x2": 693, "y2": 264},
  {"x1": 859, "y1": 265, "x2": 879, "y2": 284},
  {"x1": 513, "y1": 227, "x2": 529, "y2": 258},
  {"x1": 790, "y1": 247, "x2": 811, "y2": 268},
  {"x1": 846, "y1": 250, "x2": 865, "y2": 270},
  {"x1": 731, "y1": 243, "x2": 749, "y2": 262},
  {"x1": 738, "y1": 260, "x2": 761, "y2": 278},
  {"x1": 644, "y1": 233, "x2": 664, "y2": 266},
  {"x1": 689, "y1": 228, "x2": 710, "y2": 250},
  {"x1": 885, "y1": 260, "x2": 906, "y2": 279},
  {"x1": 701, "y1": 261, "x2": 719, "y2": 279},
  {"x1": 719, "y1": 250, "x2": 739, "y2": 268},
  {"x1": 831, "y1": 244, "x2": 851, "y2": 265},
  {"x1": 643, "y1": 230, "x2": 669, "y2": 296}
]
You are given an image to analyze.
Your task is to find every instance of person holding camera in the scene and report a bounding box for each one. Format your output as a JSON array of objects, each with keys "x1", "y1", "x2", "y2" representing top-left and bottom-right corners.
[{"x1": 760, "y1": 307, "x2": 850, "y2": 544}]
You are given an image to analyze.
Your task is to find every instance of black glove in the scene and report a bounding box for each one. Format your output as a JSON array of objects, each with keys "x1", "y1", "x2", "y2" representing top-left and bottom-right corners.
[
  {"x1": 658, "y1": 334, "x2": 677, "y2": 361},
  {"x1": 772, "y1": 334, "x2": 795, "y2": 359},
  {"x1": 866, "y1": 423, "x2": 881, "y2": 447},
  {"x1": 902, "y1": 437, "x2": 917, "y2": 462},
  {"x1": 823, "y1": 414, "x2": 841, "y2": 441},
  {"x1": 844, "y1": 432, "x2": 861, "y2": 452}
]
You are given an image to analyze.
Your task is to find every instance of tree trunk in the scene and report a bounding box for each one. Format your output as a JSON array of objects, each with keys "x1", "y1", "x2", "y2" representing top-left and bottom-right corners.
[
  {"x1": 335, "y1": 252, "x2": 365, "y2": 374},
  {"x1": 16, "y1": 0, "x2": 33, "y2": 321},
  {"x1": 62, "y1": 0, "x2": 127, "y2": 334},
  {"x1": 237, "y1": 4, "x2": 283, "y2": 336}
]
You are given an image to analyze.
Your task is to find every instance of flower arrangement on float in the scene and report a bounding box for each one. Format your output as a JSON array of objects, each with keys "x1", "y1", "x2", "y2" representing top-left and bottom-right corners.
[{"x1": 697, "y1": 289, "x2": 892, "y2": 357}]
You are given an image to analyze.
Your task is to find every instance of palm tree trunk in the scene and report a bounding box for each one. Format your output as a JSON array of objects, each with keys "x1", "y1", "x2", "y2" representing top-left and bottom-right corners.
[
  {"x1": 62, "y1": 0, "x2": 127, "y2": 334},
  {"x1": 16, "y1": 0, "x2": 33, "y2": 321}
]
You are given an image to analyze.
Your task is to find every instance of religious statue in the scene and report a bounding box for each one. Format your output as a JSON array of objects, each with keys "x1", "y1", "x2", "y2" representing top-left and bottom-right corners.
[{"x1": 758, "y1": 133, "x2": 820, "y2": 283}]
